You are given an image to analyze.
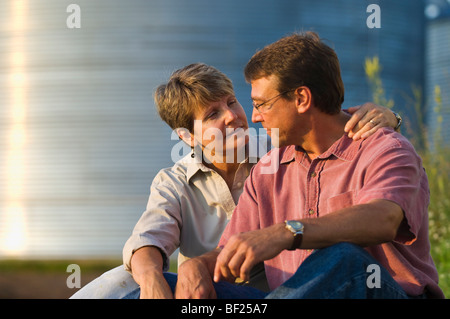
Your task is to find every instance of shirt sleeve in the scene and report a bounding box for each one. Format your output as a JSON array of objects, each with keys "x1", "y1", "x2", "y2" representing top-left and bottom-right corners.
[
  {"x1": 355, "y1": 138, "x2": 430, "y2": 245},
  {"x1": 123, "y1": 171, "x2": 182, "y2": 272}
]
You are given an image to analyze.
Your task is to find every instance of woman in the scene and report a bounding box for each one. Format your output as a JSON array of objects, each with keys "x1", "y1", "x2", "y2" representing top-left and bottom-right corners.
[{"x1": 70, "y1": 63, "x2": 400, "y2": 299}]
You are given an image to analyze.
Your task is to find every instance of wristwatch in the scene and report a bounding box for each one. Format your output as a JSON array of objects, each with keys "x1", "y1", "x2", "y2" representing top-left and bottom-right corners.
[
  {"x1": 392, "y1": 111, "x2": 402, "y2": 131},
  {"x1": 285, "y1": 220, "x2": 304, "y2": 251}
]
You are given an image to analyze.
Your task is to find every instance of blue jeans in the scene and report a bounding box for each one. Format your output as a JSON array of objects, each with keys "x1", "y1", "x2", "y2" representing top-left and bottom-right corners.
[
  {"x1": 123, "y1": 272, "x2": 268, "y2": 299},
  {"x1": 123, "y1": 243, "x2": 409, "y2": 299},
  {"x1": 70, "y1": 265, "x2": 140, "y2": 299},
  {"x1": 266, "y1": 242, "x2": 408, "y2": 299}
]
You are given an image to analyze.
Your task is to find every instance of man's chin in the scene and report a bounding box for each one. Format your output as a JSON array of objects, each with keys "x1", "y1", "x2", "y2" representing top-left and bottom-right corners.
[{"x1": 264, "y1": 128, "x2": 281, "y2": 148}]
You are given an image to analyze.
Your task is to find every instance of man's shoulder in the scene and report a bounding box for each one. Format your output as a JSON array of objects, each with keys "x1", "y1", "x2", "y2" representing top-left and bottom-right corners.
[{"x1": 362, "y1": 127, "x2": 416, "y2": 154}]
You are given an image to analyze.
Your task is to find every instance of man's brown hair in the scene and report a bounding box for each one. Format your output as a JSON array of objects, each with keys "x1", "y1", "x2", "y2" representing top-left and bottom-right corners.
[{"x1": 244, "y1": 31, "x2": 344, "y2": 114}]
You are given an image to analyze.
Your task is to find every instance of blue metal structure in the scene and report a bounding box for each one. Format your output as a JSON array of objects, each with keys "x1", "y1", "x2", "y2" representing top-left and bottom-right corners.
[{"x1": 0, "y1": 0, "x2": 426, "y2": 258}]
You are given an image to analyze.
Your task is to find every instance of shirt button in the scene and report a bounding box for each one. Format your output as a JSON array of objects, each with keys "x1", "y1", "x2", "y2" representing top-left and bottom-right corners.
[
  {"x1": 308, "y1": 209, "x2": 315, "y2": 215},
  {"x1": 310, "y1": 172, "x2": 317, "y2": 178}
]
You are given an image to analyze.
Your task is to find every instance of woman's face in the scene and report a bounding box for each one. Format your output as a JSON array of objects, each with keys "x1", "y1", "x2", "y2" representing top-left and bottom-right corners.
[{"x1": 190, "y1": 94, "x2": 249, "y2": 164}]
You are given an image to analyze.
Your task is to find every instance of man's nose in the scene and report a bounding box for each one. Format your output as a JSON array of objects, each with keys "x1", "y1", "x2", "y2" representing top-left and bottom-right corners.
[{"x1": 251, "y1": 107, "x2": 263, "y2": 123}]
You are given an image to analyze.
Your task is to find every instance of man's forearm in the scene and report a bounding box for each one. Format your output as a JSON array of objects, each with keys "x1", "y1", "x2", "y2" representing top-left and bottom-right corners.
[{"x1": 299, "y1": 199, "x2": 404, "y2": 249}]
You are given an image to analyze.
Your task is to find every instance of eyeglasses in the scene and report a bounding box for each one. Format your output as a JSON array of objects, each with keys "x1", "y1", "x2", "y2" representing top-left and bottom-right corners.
[{"x1": 252, "y1": 89, "x2": 295, "y2": 114}]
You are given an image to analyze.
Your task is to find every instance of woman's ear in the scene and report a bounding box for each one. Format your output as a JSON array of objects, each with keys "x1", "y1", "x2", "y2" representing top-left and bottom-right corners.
[
  {"x1": 294, "y1": 86, "x2": 313, "y2": 114},
  {"x1": 176, "y1": 128, "x2": 194, "y2": 147}
]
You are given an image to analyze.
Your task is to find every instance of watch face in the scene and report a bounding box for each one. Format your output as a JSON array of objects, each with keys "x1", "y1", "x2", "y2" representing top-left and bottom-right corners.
[{"x1": 287, "y1": 220, "x2": 304, "y2": 231}]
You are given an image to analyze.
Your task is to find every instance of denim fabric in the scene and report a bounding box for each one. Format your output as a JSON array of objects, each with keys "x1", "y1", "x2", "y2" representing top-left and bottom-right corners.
[
  {"x1": 124, "y1": 243, "x2": 409, "y2": 299},
  {"x1": 266, "y1": 243, "x2": 408, "y2": 299},
  {"x1": 70, "y1": 265, "x2": 139, "y2": 299},
  {"x1": 74, "y1": 243, "x2": 410, "y2": 299},
  {"x1": 123, "y1": 272, "x2": 268, "y2": 299}
]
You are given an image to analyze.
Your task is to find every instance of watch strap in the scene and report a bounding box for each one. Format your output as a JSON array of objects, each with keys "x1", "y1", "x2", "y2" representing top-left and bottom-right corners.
[
  {"x1": 392, "y1": 111, "x2": 402, "y2": 131},
  {"x1": 288, "y1": 232, "x2": 303, "y2": 251}
]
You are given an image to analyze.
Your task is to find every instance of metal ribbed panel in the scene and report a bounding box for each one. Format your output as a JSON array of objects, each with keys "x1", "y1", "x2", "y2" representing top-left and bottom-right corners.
[
  {"x1": 0, "y1": 0, "x2": 426, "y2": 259},
  {"x1": 426, "y1": 17, "x2": 450, "y2": 146},
  {"x1": 0, "y1": 0, "x2": 176, "y2": 258}
]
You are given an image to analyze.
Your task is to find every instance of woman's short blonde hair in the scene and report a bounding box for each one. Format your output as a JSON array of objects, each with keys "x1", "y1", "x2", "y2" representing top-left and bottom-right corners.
[{"x1": 154, "y1": 63, "x2": 235, "y2": 132}]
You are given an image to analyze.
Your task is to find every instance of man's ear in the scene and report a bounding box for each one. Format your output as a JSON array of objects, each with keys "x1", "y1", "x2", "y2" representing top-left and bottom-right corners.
[
  {"x1": 176, "y1": 128, "x2": 194, "y2": 147},
  {"x1": 294, "y1": 86, "x2": 313, "y2": 114}
]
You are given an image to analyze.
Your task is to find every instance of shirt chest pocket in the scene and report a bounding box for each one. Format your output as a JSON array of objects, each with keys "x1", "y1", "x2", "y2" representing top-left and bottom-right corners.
[{"x1": 326, "y1": 191, "x2": 355, "y2": 213}]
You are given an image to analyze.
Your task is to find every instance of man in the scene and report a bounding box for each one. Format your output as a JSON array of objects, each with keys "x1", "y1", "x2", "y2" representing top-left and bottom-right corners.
[{"x1": 175, "y1": 32, "x2": 444, "y2": 299}]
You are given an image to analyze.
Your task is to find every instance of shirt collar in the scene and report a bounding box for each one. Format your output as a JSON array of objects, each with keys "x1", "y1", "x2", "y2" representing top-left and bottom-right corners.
[
  {"x1": 184, "y1": 155, "x2": 211, "y2": 183},
  {"x1": 321, "y1": 134, "x2": 363, "y2": 161},
  {"x1": 280, "y1": 134, "x2": 363, "y2": 164},
  {"x1": 280, "y1": 146, "x2": 297, "y2": 164}
]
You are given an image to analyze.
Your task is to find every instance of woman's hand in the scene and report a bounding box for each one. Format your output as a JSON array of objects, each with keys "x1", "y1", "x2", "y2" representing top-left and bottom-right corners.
[
  {"x1": 345, "y1": 102, "x2": 399, "y2": 140},
  {"x1": 175, "y1": 251, "x2": 220, "y2": 299}
]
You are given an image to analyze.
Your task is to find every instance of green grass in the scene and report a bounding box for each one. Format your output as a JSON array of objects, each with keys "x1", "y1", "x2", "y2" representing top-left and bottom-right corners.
[{"x1": 423, "y1": 147, "x2": 450, "y2": 297}]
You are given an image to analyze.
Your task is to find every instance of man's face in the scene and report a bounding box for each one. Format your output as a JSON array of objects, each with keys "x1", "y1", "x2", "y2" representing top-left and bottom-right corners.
[{"x1": 250, "y1": 76, "x2": 298, "y2": 148}]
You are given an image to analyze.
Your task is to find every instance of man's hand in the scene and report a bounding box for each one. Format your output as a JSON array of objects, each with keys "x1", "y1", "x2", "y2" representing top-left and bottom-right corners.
[
  {"x1": 175, "y1": 251, "x2": 219, "y2": 299},
  {"x1": 345, "y1": 102, "x2": 398, "y2": 140},
  {"x1": 214, "y1": 223, "x2": 292, "y2": 283}
]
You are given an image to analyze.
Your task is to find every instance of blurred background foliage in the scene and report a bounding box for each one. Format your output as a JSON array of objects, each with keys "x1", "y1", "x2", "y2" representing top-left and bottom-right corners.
[{"x1": 366, "y1": 56, "x2": 450, "y2": 297}]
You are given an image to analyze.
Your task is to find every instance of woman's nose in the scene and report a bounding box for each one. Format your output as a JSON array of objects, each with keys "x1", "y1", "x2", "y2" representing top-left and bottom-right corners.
[{"x1": 224, "y1": 107, "x2": 238, "y2": 124}]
